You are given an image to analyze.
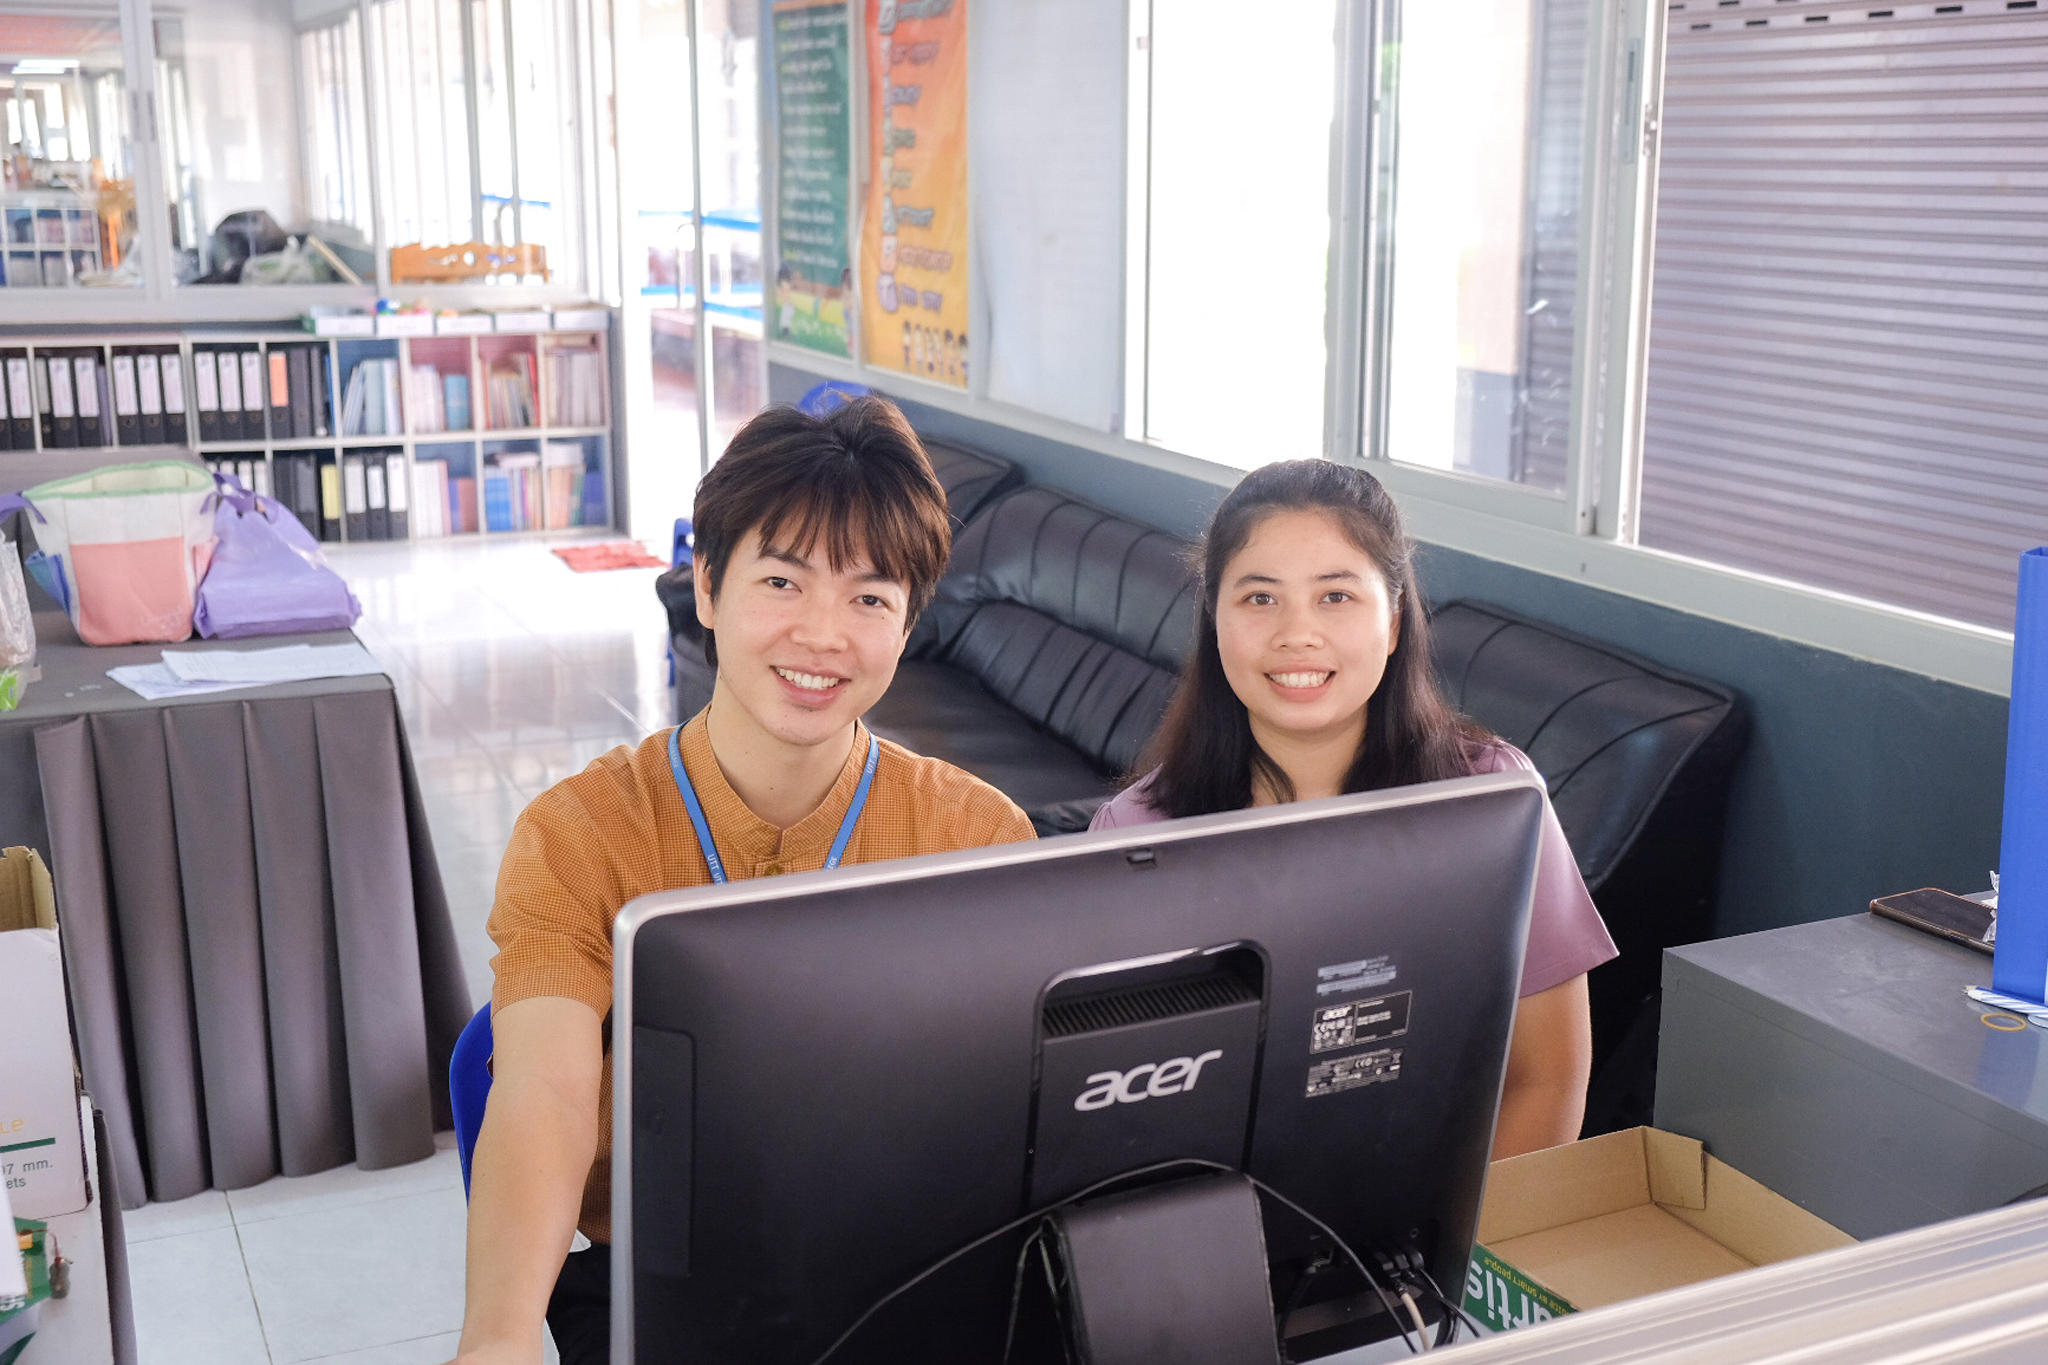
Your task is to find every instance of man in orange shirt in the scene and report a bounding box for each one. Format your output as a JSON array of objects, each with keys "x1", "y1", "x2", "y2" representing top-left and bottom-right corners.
[{"x1": 447, "y1": 398, "x2": 1034, "y2": 1365}]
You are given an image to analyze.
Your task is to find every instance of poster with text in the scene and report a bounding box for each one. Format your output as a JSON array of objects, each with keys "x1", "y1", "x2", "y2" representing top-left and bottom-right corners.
[
  {"x1": 860, "y1": 0, "x2": 968, "y2": 386},
  {"x1": 773, "y1": 0, "x2": 854, "y2": 357}
]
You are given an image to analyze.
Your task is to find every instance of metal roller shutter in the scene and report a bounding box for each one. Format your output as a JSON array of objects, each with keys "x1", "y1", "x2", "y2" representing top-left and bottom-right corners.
[{"x1": 1637, "y1": 0, "x2": 2048, "y2": 632}]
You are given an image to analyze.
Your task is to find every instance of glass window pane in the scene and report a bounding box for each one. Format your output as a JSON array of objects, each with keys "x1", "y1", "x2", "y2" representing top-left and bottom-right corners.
[
  {"x1": 158, "y1": 8, "x2": 369, "y2": 285},
  {"x1": 0, "y1": 13, "x2": 136, "y2": 289},
  {"x1": 370, "y1": 0, "x2": 475, "y2": 255},
  {"x1": 1142, "y1": 0, "x2": 1336, "y2": 470},
  {"x1": 1380, "y1": 0, "x2": 1587, "y2": 491}
]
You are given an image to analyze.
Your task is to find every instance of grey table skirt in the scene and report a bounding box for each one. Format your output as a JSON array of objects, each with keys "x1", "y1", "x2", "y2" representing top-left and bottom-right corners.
[{"x1": 0, "y1": 614, "x2": 473, "y2": 1208}]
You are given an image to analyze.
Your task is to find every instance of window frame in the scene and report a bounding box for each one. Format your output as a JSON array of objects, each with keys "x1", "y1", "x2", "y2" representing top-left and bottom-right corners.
[
  {"x1": 766, "y1": 0, "x2": 2014, "y2": 694},
  {"x1": 0, "y1": 0, "x2": 615, "y2": 324}
]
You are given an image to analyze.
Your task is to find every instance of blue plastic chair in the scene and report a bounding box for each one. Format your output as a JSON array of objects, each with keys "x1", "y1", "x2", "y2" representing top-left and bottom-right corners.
[
  {"x1": 666, "y1": 517, "x2": 694, "y2": 689},
  {"x1": 795, "y1": 379, "x2": 870, "y2": 416},
  {"x1": 450, "y1": 1004, "x2": 494, "y2": 1197}
]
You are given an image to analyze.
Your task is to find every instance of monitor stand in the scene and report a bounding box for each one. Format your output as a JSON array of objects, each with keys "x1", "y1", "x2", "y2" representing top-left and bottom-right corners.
[{"x1": 1050, "y1": 1172, "x2": 1284, "y2": 1365}]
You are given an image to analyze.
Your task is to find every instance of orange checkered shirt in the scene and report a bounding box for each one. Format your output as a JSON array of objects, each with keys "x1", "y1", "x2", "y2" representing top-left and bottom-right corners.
[{"x1": 487, "y1": 712, "x2": 1035, "y2": 1243}]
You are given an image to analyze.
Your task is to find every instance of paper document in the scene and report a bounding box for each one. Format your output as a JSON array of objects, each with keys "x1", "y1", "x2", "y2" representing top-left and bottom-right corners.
[
  {"x1": 110, "y1": 642, "x2": 387, "y2": 700},
  {"x1": 161, "y1": 642, "x2": 384, "y2": 684},
  {"x1": 106, "y1": 663, "x2": 261, "y2": 701}
]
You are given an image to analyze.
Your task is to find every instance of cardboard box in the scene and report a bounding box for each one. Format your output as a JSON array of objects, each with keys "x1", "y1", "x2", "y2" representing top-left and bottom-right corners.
[
  {"x1": 374, "y1": 313, "x2": 436, "y2": 338},
  {"x1": 434, "y1": 312, "x2": 495, "y2": 336},
  {"x1": 1463, "y1": 1127, "x2": 1853, "y2": 1333},
  {"x1": 0, "y1": 928, "x2": 87, "y2": 1220}
]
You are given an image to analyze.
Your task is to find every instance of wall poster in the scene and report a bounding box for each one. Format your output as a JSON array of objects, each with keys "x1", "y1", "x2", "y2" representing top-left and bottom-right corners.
[
  {"x1": 772, "y1": 0, "x2": 855, "y2": 357},
  {"x1": 860, "y1": 0, "x2": 968, "y2": 386}
]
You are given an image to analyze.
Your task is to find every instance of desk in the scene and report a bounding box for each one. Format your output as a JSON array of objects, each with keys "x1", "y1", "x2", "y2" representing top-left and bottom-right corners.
[
  {"x1": 0, "y1": 612, "x2": 471, "y2": 1207},
  {"x1": 1655, "y1": 913, "x2": 2048, "y2": 1240}
]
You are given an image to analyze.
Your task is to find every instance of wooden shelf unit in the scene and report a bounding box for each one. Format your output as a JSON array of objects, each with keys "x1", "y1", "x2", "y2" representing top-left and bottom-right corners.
[{"x1": 0, "y1": 318, "x2": 619, "y2": 546}]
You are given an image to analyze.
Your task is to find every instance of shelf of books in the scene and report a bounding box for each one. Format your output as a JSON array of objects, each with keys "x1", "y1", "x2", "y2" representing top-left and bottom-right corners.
[{"x1": 0, "y1": 319, "x2": 617, "y2": 545}]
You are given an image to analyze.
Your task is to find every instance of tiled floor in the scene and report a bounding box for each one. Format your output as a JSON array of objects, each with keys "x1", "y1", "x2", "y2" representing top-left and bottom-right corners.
[{"x1": 124, "y1": 531, "x2": 674, "y2": 1365}]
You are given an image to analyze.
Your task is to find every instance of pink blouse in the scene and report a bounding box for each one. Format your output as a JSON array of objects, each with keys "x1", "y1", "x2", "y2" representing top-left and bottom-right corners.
[{"x1": 1088, "y1": 742, "x2": 1617, "y2": 998}]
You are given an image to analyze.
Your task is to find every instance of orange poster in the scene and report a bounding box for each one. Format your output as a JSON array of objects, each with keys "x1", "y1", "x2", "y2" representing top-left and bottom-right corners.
[{"x1": 859, "y1": 0, "x2": 968, "y2": 386}]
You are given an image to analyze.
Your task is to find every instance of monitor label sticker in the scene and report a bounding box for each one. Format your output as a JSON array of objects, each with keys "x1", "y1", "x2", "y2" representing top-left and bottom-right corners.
[
  {"x1": 1305, "y1": 1048, "x2": 1402, "y2": 1098},
  {"x1": 1310, "y1": 992, "x2": 1411, "y2": 1055},
  {"x1": 1315, "y1": 955, "x2": 1397, "y2": 996}
]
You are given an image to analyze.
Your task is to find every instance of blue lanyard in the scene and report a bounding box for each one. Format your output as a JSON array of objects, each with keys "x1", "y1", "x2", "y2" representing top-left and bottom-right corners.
[{"x1": 667, "y1": 726, "x2": 881, "y2": 883}]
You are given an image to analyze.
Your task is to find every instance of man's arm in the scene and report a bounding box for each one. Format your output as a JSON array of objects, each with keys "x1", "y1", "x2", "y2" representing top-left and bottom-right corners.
[
  {"x1": 447, "y1": 996, "x2": 606, "y2": 1365},
  {"x1": 1491, "y1": 973, "x2": 1592, "y2": 1161}
]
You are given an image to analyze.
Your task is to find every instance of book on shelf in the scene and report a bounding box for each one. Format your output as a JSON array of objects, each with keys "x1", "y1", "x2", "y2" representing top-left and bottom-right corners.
[
  {"x1": 268, "y1": 349, "x2": 290, "y2": 439},
  {"x1": 2, "y1": 350, "x2": 33, "y2": 450},
  {"x1": 486, "y1": 354, "x2": 537, "y2": 429},
  {"x1": 444, "y1": 372, "x2": 471, "y2": 430},
  {"x1": 238, "y1": 350, "x2": 265, "y2": 440},
  {"x1": 545, "y1": 344, "x2": 606, "y2": 428},
  {"x1": 340, "y1": 357, "x2": 405, "y2": 437},
  {"x1": 341, "y1": 453, "x2": 370, "y2": 540},
  {"x1": 406, "y1": 364, "x2": 448, "y2": 433},
  {"x1": 135, "y1": 349, "x2": 166, "y2": 444},
  {"x1": 542, "y1": 441, "x2": 585, "y2": 529},
  {"x1": 154, "y1": 349, "x2": 187, "y2": 445},
  {"x1": 37, "y1": 353, "x2": 75, "y2": 448},
  {"x1": 71, "y1": 353, "x2": 105, "y2": 447},
  {"x1": 288, "y1": 347, "x2": 314, "y2": 439},
  {"x1": 385, "y1": 452, "x2": 409, "y2": 540},
  {"x1": 111, "y1": 351, "x2": 142, "y2": 445},
  {"x1": 365, "y1": 455, "x2": 389, "y2": 540},
  {"x1": 454, "y1": 474, "x2": 478, "y2": 534},
  {"x1": 194, "y1": 349, "x2": 223, "y2": 441},
  {"x1": 410, "y1": 458, "x2": 450, "y2": 538},
  {"x1": 319, "y1": 458, "x2": 343, "y2": 541}
]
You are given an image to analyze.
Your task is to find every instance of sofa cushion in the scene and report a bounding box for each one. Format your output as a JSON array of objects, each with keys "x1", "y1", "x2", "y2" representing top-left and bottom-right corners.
[
  {"x1": 861, "y1": 660, "x2": 1119, "y2": 835},
  {"x1": 923, "y1": 439, "x2": 1020, "y2": 526},
  {"x1": 1430, "y1": 601, "x2": 1738, "y2": 894}
]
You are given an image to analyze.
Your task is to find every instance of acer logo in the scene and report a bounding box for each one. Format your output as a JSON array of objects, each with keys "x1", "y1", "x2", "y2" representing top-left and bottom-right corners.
[{"x1": 1073, "y1": 1050, "x2": 1224, "y2": 1111}]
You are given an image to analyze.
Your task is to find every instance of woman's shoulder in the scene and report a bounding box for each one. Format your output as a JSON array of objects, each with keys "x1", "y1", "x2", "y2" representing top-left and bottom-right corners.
[
  {"x1": 1089, "y1": 771, "x2": 1170, "y2": 831},
  {"x1": 1461, "y1": 736, "x2": 1537, "y2": 778}
]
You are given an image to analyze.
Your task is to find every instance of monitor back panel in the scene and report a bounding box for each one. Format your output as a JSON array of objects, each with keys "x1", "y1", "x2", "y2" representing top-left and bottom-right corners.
[{"x1": 617, "y1": 775, "x2": 1545, "y2": 1364}]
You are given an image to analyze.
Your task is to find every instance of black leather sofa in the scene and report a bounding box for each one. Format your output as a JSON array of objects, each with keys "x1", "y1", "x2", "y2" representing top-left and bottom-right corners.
[
  {"x1": 659, "y1": 441, "x2": 1745, "y2": 1125},
  {"x1": 868, "y1": 486, "x2": 1196, "y2": 834},
  {"x1": 1429, "y1": 601, "x2": 1746, "y2": 1130}
]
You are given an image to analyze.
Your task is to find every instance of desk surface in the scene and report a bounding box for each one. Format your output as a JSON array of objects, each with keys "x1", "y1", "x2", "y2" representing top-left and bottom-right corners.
[{"x1": 11, "y1": 610, "x2": 389, "y2": 721}]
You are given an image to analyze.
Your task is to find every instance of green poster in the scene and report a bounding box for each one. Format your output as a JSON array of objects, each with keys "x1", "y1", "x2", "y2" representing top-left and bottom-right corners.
[{"x1": 773, "y1": 0, "x2": 854, "y2": 357}]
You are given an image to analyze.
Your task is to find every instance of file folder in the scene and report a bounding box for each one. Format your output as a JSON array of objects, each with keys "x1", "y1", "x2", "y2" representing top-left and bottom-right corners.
[
  {"x1": 4, "y1": 351, "x2": 34, "y2": 450},
  {"x1": 215, "y1": 350, "x2": 243, "y2": 440},
  {"x1": 341, "y1": 453, "x2": 369, "y2": 541},
  {"x1": 384, "y1": 452, "x2": 410, "y2": 540},
  {"x1": 110, "y1": 352, "x2": 142, "y2": 444},
  {"x1": 42, "y1": 355, "x2": 77, "y2": 447},
  {"x1": 240, "y1": 349, "x2": 265, "y2": 440},
  {"x1": 365, "y1": 455, "x2": 390, "y2": 540},
  {"x1": 268, "y1": 349, "x2": 290, "y2": 439},
  {"x1": 194, "y1": 350, "x2": 223, "y2": 442},
  {"x1": 72, "y1": 353, "x2": 105, "y2": 446},
  {"x1": 157, "y1": 350, "x2": 187, "y2": 445},
  {"x1": 319, "y1": 457, "x2": 343, "y2": 541},
  {"x1": 288, "y1": 346, "x2": 314, "y2": 439}
]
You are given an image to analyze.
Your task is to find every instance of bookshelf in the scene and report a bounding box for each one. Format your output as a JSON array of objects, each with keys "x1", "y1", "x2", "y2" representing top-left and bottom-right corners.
[{"x1": 0, "y1": 317, "x2": 618, "y2": 545}]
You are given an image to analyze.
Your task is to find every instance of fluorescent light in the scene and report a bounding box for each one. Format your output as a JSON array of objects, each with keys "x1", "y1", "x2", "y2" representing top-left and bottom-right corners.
[{"x1": 10, "y1": 60, "x2": 80, "y2": 76}]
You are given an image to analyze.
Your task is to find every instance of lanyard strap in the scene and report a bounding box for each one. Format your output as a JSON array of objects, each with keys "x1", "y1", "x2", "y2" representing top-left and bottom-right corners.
[{"x1": 668, "y1": 726, "x2": 881, "y2": 884}]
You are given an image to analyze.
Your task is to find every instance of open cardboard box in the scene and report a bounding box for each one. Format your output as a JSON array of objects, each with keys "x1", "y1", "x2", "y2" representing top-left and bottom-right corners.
[{"x1": 1463, "y1": 1126, "x2": 1854, "y2": 1333}]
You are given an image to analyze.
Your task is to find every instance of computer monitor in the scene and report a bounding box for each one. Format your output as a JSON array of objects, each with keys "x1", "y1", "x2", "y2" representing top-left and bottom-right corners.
[{"x1": 613, "y1": 769, "x2": 1547, "y2": 1364}]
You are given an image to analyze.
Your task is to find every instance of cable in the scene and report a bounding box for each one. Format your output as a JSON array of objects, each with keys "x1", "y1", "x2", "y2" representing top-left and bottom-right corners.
[
  {"x1": 1397, "y1": 1289, "x2": 1431, "y2": 1352},
  {"x1": 1413, "y1": 1263, "x2": 1488, "y2": 1342},
  {"x1": 808, "y1": 1158, "x2": 1421, "y2": 1364}
]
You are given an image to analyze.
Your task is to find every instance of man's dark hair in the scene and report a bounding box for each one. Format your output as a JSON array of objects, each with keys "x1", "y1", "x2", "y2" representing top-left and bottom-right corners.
[{"x1": 692, "y1": 396, "x2": 951, "y2": 665}]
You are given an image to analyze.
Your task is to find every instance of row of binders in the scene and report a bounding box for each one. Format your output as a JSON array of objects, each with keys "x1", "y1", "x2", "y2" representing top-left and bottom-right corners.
[
  {"x1": 192, "y1": 344, "x2": 334, "y2": 443},
  {"x1": 209, "y1": 452, "x2": 412, "y2": 543},
  {"x1": 0, "y1": 346, "x2": 191, "y2": 449}
]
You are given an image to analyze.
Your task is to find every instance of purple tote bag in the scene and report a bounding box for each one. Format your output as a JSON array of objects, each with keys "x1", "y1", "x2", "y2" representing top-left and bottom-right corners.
[{"x1": 193, "y1": 474, "x2": 363, "y2": 639}]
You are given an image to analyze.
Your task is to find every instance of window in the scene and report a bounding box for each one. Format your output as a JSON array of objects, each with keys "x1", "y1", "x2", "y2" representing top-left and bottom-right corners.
[
  {"x1": 1378, "y1": 0, "x2": 1588, "y2": 491},
  {"x1": 1633, "y1": 0, "x2": 2048, "y2": 633},
  {"x1": 299, "y1": 12, "x2": 372, "y2": 240},
  {"x1": 1130, "y1": 0, "x2": 1339, "y2": 470},
  {"x1": 0, "y1": 12, "x2": 136, "y2": 289}
]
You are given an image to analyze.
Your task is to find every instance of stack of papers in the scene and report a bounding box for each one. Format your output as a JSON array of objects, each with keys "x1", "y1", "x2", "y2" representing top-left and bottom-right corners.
[{"x1": 108, "y1": 643, "x2": 386, "y2": 701}]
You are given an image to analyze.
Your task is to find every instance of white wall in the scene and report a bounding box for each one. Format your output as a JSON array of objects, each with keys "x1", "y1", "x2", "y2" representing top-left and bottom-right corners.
[{"x1": 164, "y1": 0, "x2": 305, "y2": 238}]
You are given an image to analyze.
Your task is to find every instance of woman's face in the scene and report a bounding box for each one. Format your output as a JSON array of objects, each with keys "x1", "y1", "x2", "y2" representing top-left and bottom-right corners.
[{"x1": 1214, "y1": 507, "x2": 1401, "y2": 750}]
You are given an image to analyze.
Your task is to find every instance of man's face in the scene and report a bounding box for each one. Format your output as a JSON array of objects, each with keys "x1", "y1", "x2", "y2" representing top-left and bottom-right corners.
[{"x1": 694, "y1": 528, "x2": 911, "y2": 751}]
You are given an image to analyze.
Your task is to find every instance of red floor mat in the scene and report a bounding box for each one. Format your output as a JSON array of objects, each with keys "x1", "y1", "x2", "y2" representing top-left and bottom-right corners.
[{"x1": 551, "y1": 541, "x2": 667, "y2": 572}]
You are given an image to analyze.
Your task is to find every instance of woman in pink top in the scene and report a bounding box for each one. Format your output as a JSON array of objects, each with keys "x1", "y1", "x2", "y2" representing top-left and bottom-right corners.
[{"x1": 1091, "y1": 460, "x2": 1616, "y2": 1158}]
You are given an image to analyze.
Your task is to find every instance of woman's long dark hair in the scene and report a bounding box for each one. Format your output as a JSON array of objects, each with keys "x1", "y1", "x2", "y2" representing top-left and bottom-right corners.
[{"x1": 1140, "y1": 460, "x2": 1490, "y2": 818}]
